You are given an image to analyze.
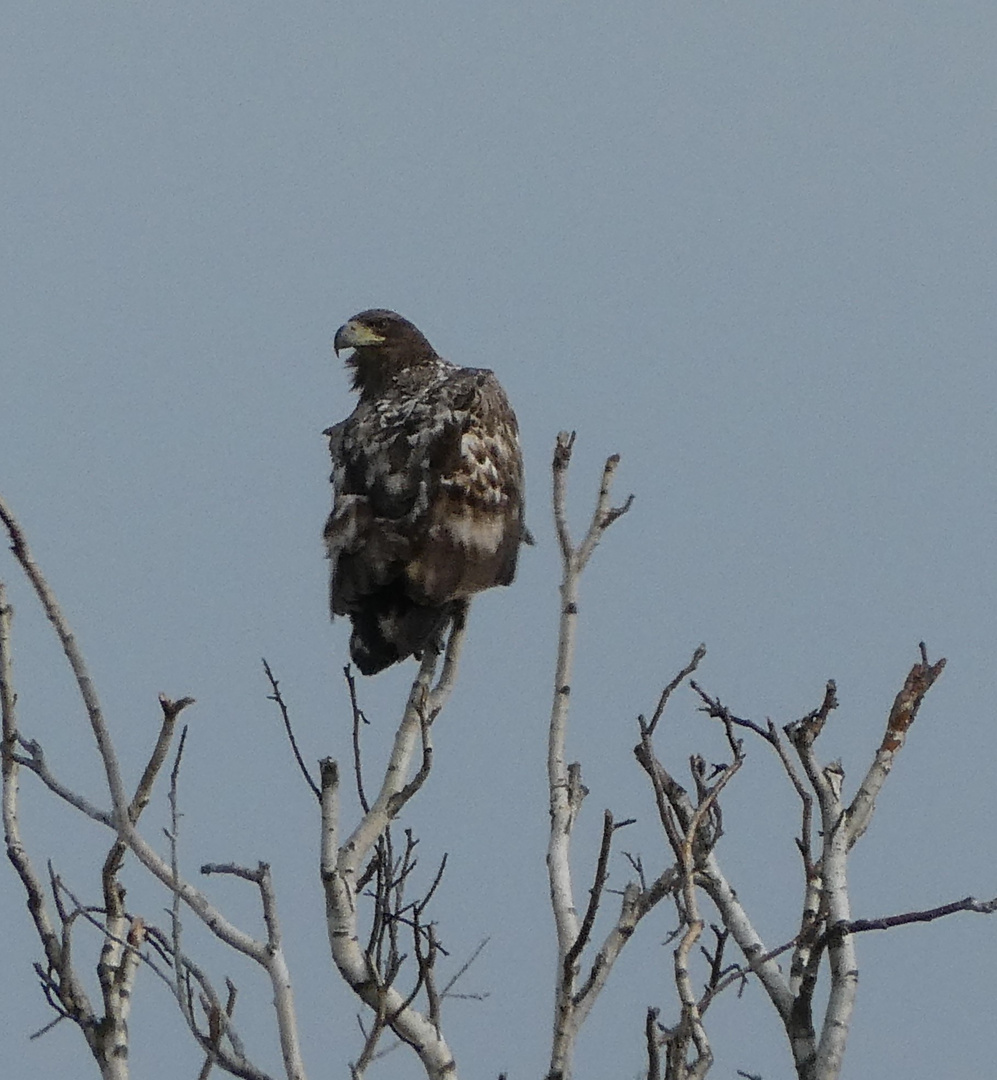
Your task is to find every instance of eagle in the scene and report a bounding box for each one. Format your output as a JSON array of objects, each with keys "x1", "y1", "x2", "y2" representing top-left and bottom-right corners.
[{"x1": 324, "y1": 309, "x2": 527, "y2": 675}]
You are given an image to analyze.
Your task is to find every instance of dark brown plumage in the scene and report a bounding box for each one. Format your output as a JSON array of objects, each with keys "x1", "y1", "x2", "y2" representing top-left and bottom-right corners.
[{"x1": 324, "y1": 309, "x2": 527, "y2": 674}]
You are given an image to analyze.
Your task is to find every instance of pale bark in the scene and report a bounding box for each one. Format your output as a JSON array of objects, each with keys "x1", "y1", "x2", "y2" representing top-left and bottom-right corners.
[
  {"x1": 322, "y1": 615, "x2": 466, "y2": 1080},
  {"x1": 0, "y1": 498, "x2": 304, "y2": 1080},
  {"x1": 546, "y1": 433, "x2": 639, "y2": 1079},
  {"x1": 3, "y1": 466, "x2": 992, "y2": 1080}
]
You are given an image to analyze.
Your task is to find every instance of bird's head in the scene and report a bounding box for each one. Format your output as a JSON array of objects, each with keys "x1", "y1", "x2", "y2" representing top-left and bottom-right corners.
[{"x1": 334, "y1": 309, "x2": 439, "y2": 396}]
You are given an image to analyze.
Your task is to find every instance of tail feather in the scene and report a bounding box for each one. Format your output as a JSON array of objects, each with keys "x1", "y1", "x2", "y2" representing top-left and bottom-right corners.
[{"x1": 347, "y1": 581, "x2": 455, "y2": 675}]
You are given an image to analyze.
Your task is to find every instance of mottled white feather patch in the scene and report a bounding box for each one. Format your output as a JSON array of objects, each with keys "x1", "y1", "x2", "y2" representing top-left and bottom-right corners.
[
  {"x1": 435, "y1": 509, "x2": 505, "y2": 553},
  {"x1": 325, "y1": 309, "x2": 526, "y2": 672}
]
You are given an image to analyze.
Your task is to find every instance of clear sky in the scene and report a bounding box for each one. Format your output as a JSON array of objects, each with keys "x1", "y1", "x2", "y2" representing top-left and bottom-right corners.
[{"x1": 3, "y1": 3, "x2": 997, "y2": 1078}]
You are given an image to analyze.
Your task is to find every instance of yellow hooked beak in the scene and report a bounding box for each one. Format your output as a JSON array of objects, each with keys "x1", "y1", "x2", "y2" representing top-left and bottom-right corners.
[{"x1": 333, "y1": 320, "x2": 386, "y2": 355}]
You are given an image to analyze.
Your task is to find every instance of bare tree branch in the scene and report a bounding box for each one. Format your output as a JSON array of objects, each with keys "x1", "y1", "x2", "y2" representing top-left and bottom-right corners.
[
  {"x1": 264, "y1": 659, "x2": 320, "y2": 800},
  {"x1": 346, "y1": 666, "x2": 371, "y2": 814},
  {"x1": 11, "y1": 735, "x2": 115, "y2": 827},
  {"x1": 2, "y1": 583, "x2": 66, "y2": 980},
  {"x1": 829, "y1": 895, "x2": 997, "y2": 938},
  {"x1": 322, "y1": 612, "x2": 468, "y2": 1080},
  {"x1": 563, "y1": 810, "x2": 616, "y2": 979},
  {"x1": 636, "y1": 711, "x2": 797, "y2": 1034},
  {"x1": 0, "y1": 495, "x2": 132, "y2": 823},
  {"x1": 646, "y1": 646, "x2": 706, "y2": 738},
  {"x1": 547, "y1": 434, "x2": 649, "y2": 1080},
  {"x1": 2, "y1": 447, "x2": 987, "y2": 1080},
  {"x1": 846, "y1": 645, "x2": 946, "y2": 848},
  {"x1": 1, "y1": 501, "x2": 306, "y2": 1080}
]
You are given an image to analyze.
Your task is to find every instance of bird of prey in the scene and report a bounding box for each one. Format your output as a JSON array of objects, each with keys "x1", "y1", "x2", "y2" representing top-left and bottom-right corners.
[{"x1": 324, "y1": 309, "x2": 527, "y2": 675}]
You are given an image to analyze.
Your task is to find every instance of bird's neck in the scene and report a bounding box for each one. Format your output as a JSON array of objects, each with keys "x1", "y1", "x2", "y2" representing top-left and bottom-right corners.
[{"x1": 349, "y1": 347, "x2": 445, "y2": 400}]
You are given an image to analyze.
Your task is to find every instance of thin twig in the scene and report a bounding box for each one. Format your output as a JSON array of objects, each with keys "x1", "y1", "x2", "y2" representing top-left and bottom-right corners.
[
  {"x1": 0, "y1": 495, "x2": 132, "y2": 821},
  {"x1": 564, "y1": 810, "x2": 615, "y2": 978},
  {"x1": 645, "y1": 645, "x2": 707, "y2": 738},
  {"x1": 169, "y1": 724, "x2": 191, "y2": 1030},
  {"x1": 264, "y1": 658, "x2": 320, "y2": 800},
  {"x1": 346, "y1": 666, "x2": 371, "y2": 813},
  {"x1": 829, "y1": 895, "x2": 997, "y2": 938}
]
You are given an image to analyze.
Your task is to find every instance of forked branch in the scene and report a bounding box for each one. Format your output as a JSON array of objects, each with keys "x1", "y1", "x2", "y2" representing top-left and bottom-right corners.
[
  {"x1": 321, "y1": 612, "x2": 468, "y2": 1080},
  {"x1": 548, "y1": 434, "x2": 653, "y2": 1080},
  {"x1": 1, "y1": 498, "x2": 306, "y2": 1080}
]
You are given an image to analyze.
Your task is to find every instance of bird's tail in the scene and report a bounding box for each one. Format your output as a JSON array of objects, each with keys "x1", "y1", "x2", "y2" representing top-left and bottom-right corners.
[{"x1": 348, "y1": 582, "x2": 457, "y2": 675}]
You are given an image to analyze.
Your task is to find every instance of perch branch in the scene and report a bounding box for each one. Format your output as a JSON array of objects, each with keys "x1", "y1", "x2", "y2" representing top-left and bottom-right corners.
[{"x1": 323, "y1": 613, "x2": 468, "y2": 1080}]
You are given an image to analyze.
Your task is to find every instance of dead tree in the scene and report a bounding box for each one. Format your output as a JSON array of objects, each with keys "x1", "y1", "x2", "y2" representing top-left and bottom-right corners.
[
  {"x1": 320, "y1": 628, "x2": 467, "y2": 1080},
  {"x1": 3, "y1": 436, "x2": 997, "y2": 1080},
  {"x1": 0, "y1": 496, "x2": 306, "y2": 1080},
  {"x1": 1, "y1": 491, "x2": 475, "y2": 1080},
  {"x1": 542, "y1": 431, "x2": 997, "y2": 1080}
]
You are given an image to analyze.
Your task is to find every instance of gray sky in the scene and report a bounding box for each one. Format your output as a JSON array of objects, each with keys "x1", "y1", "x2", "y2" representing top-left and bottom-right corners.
[{"x1": 3, "y1": 3, "x2": 997, "y2": 1077}]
